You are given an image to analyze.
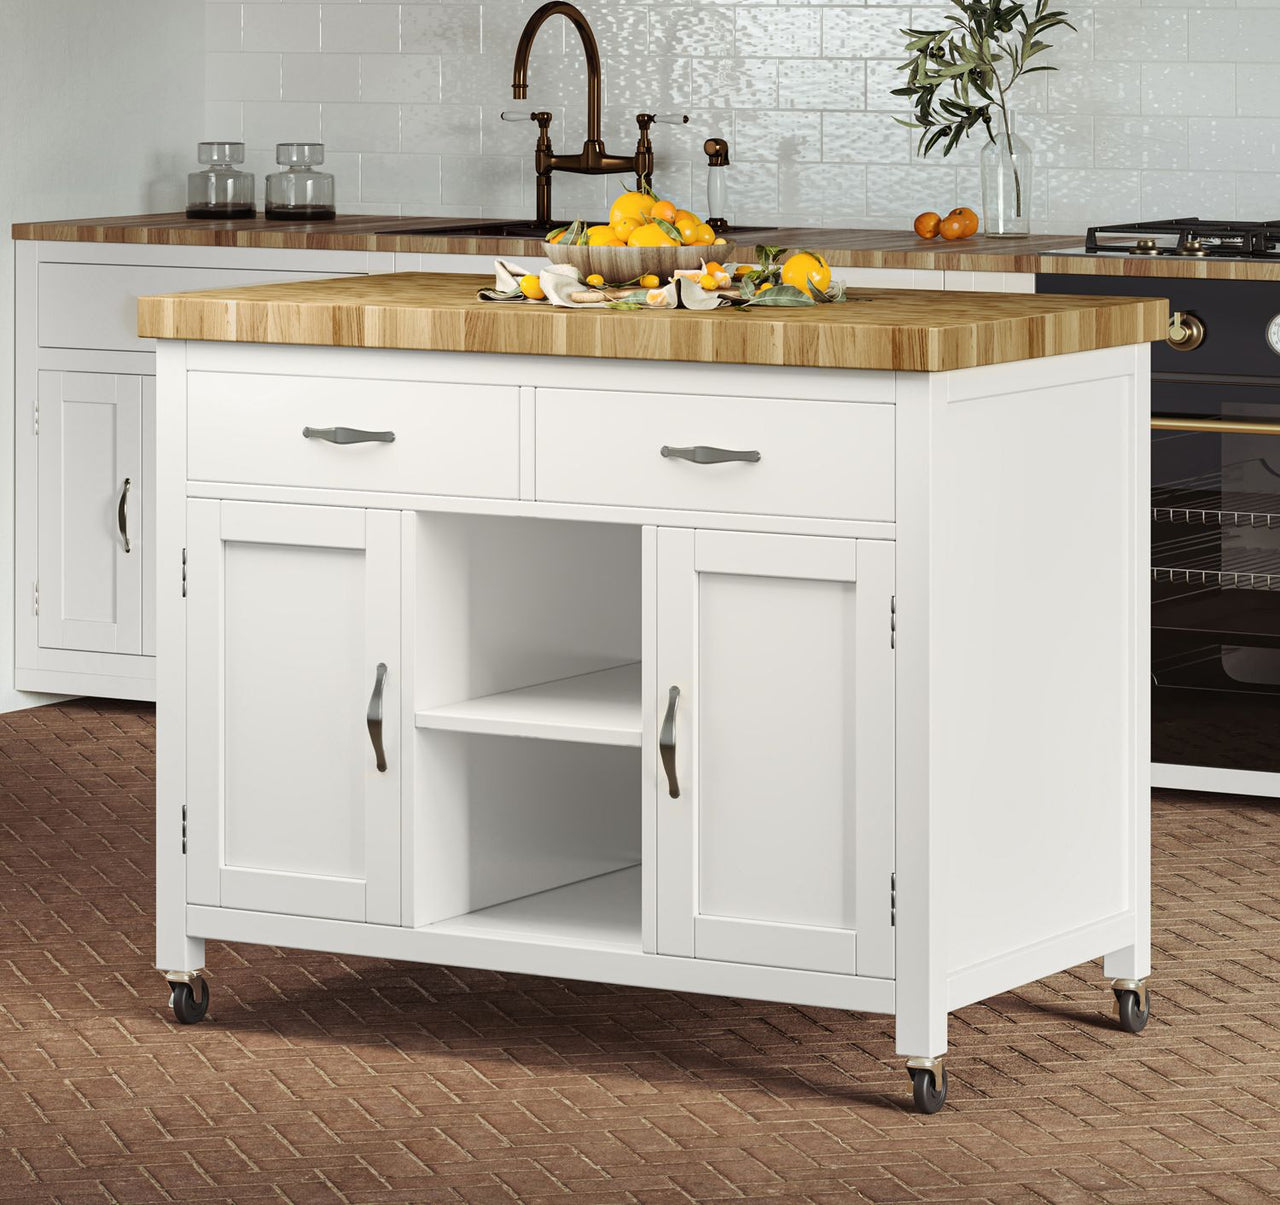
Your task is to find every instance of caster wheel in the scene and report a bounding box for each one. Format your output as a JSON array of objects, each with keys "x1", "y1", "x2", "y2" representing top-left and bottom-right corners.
[
  {"x1": 168, "y1": 977, "x2": 209, "y2": 1025},
  {"x1": 909, "y1": 1065, "x2": 948, "y2": 1114},
  {"x1": 1114, "y1": 986, "x2": 1150, "y2": 1034}
]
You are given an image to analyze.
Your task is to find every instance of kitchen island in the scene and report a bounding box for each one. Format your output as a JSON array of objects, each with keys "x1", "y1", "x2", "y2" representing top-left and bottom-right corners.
[{"x1": 140, "y1": 273, "x2": 1163, "y2": 1113}]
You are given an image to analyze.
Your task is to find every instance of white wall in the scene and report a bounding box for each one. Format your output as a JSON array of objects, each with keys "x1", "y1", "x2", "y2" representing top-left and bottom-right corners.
[
  {"x1": 204, "y1": 0, "x2": 1275, "y2": 235},
  {"x1": 1, "y1": 0, "x2": 204, "y2": 713}
]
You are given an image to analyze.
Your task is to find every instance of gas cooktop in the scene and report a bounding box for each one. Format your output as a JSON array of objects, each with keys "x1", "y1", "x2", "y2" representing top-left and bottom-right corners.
[{"x1": 1072, "y1": 218, "x2": 1280, "y2": 259}]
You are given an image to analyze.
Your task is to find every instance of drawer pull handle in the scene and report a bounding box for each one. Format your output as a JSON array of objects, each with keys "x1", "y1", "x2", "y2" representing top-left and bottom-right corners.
[
  {"x1": 118, "y1": 478, "x2": 132, "y2": 554},
  {"x1": 661, "y1": 445, "x2": 760, "y2": 465},
  {"x1": 659, "y1": 685, "x2": 680, "y2": 799},
  {"x1": 367, "y1": 662, "x2": 389, "y2": 773},
  {"x1": 303, "y1": 426, "x2": 396, "y2": 445}
]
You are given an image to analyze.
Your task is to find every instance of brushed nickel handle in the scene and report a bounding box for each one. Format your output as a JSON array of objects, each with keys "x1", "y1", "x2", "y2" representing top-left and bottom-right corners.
[
  {"x1": 303, "y1": 426, "x2": 396, "y2": 445},
  {"x1": 659, "y1": 685, "x2": 680, "y2": 799},
  {"x1": 117, "y1": 478, "x2": 131, "y2": 554},
  {"x1": 367, "y1": 662, "x2": 388, "y2": 773},
  {"x1": 1166, "y1": 311, "x2": 1205, "y2": 351},
  {"x1": 661, "y1": 445, "x2": 761, "y2": 465}
]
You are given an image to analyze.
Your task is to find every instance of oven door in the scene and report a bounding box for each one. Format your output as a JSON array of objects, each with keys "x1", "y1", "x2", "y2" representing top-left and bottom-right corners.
[{"x1": 1153, "y1": 381, "x2": 1280, "y2": 785}]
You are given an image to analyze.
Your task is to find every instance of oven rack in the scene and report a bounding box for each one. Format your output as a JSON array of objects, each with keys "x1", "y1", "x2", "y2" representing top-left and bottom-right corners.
[
  {"x1": 1153, "y1": 556, "x2": 1280, "y2": 590},
  {"x1": 1153, "y1": 476, "x2": 1280, "y2": 528}
]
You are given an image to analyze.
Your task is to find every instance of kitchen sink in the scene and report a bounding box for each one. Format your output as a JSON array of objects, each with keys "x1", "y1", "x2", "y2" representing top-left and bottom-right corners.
[{"x1": 380, "y1": 220, "x2": 782, "y2": 241}]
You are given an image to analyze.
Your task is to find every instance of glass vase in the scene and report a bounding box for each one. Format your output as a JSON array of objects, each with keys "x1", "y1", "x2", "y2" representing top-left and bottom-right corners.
[{"x1": 980, "y1": 113, "x2": 1033, "y2": 236}]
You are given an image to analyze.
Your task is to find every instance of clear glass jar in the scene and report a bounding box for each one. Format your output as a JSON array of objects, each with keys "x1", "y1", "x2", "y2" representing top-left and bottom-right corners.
[
  {"x1": 980, "y1": 112, "x2": 1033, "y2": 237},
  {"x1": 186, "y1": 142, "x2": 255, "y2": 219},
  {"x1": 265, "y1": 143, "x2": 336, "y2": 221}
]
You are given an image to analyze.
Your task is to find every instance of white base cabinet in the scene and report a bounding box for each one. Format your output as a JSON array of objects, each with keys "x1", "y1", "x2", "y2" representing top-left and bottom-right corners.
[{"x1": 153, "y1": 339, "x2": 1151, "y2": 1112}]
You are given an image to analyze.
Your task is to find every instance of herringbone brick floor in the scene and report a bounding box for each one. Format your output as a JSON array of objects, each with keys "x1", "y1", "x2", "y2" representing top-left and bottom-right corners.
[{"x1": 1, "y1": 701, "x2": 1278, "y2": 1204}]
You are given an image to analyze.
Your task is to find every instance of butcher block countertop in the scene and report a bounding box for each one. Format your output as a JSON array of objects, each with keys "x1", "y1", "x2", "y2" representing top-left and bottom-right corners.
[
  {"x1": 137, "y1": 271, "x2": 1167, "y2": 373},
  {"x1": 18, "y1": 210, "x2": 1280, "y2": 280}
]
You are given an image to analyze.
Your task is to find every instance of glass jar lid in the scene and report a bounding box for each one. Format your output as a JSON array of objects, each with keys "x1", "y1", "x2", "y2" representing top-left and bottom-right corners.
[
  {"x1": 276, "y1": 142, "x2": 325, "y2": 167},
  {"x1": 197, "y1": 141, "x2": 246, "y2": 166}
]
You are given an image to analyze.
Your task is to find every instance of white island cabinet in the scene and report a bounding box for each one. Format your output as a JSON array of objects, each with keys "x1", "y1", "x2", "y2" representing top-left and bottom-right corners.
[{"x1": 144, "y1": 276, "x2": 1158, "y2": 1113}]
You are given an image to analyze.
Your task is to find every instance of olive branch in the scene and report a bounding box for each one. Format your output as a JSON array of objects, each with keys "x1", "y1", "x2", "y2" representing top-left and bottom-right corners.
[{"x1": 892, "y1": 0, "x2": 1074, "y2": 216}]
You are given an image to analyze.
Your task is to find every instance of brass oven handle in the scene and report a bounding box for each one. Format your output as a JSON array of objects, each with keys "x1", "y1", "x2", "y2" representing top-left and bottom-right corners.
[
  {"x1": 118, "y1": 478, "x2": 131, "y2": 554},
  {"x1": 1152, "y1": 416, "x2": 1280, "y2": 436},
  {"x1": 367, "y1": 662, "x2": 388, "y2": 773},
  {"x1": 659, "y1": 685, "x2": 680, "y2": 799},
  {"x1": 1166, "y1": 311, "x2": 1205, "y2": 351},
  {"x1": 303, "y1": 426, "x2": 396, "y2": 444},
  {"x1": 661, "y1": 445, "x2": 761, "y2": 465}
]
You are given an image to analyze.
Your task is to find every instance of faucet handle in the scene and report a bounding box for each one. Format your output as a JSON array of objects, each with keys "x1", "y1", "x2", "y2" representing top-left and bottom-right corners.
[
  {"x1": 653, "y1": 114, "x2": 690, "y2": 125},
  {"x1": 501, "y1": 110, "x2": 554, "y2": 126}
]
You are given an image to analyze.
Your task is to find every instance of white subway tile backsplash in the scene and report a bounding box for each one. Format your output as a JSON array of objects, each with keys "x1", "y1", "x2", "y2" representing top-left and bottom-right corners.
[{"x1": 206, "y1": 0, "x2": 1268, "y2": 231}]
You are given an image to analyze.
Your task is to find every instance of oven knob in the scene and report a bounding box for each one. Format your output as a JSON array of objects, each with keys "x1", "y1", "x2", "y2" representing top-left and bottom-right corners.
[
  {"x1": 1167, "y1": 310, "x2": 1205, "y2": 351},
  {"x1": 1268, "y1": 314, "x2": 1280, "y2": 356}
]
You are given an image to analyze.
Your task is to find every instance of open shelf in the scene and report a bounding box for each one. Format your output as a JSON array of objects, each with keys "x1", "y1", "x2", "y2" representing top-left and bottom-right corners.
[
  {"x1": 426, "y1": 866, "x2": 641, "y2": 952},
  {"x1": 415, "y1": 662, "x2": 641, "y2": 745}
]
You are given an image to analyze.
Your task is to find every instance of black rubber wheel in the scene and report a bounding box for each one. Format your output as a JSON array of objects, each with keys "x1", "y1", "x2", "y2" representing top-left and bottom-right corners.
[
  {"x1": 1114, "y1": 987, "x2": 1150, "y2": 1034},
  {"x1": 910, "y1": 1066, "x2": 948, "y2": 1114},
  {"x1": 169, "y1": 977, "x2": 209, "y2": 1025}
]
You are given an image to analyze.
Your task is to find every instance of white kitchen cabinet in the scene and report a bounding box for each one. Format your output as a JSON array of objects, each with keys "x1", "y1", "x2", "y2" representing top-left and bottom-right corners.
[
  {"x1": 36, "y1": 371, "x2": 145, "y2": 656},
  {"x1": 185, "y1": 500, "x2": 401, "y2": 925},
  {"x1": 650, "y1": 528, "x2": 896, "y2": 979},
  {"x1": 152, "y1": 341, "x2": 1150, "y2": 1112},
  {"x1": 14, "y1": 242, "x2": 396, "y2": 700}
]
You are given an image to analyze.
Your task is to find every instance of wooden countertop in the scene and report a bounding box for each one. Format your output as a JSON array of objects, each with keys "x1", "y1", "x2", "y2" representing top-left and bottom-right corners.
[
  {"x1": 20, "y1": 210, "x2": 1280, "y2": 280},
  {"x1": 137, "y1": 271, "x2": 1167, "y2": 373}
]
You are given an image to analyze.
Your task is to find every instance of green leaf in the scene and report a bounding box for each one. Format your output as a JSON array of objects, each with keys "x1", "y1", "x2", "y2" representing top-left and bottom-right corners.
[
  {"x1": 653, "y1": 217, "x2": 682, "y2": 242},
  {"x1": 741, "y1": 284, "x2": 817, "y2": 308}
]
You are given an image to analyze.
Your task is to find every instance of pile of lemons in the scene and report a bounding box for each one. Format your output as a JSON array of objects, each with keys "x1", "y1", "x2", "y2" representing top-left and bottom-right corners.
[{"x1": 550, "y1": 190, "x2": 728, "y2": 249}]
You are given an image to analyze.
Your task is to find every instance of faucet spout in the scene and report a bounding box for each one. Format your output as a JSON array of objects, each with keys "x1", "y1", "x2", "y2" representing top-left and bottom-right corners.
[{"x1": 512, "y1": 1, "x2": 603, "y2": 145}]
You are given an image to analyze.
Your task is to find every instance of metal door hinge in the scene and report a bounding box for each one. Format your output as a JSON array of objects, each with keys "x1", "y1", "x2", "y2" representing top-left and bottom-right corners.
[
  {"x1": 890, "y1": 595, "x2": 897, "y2": 650},
  {"x1": 890, "y1": 872, "x2": 897, "y2": 927},
  {"x1": 32, "y1": 397, "x2": 39, "y2": 436},
  {"x1": 181, "y1": 548, "x2": 187, "y2": 598},
  {"x1": 32, "y1": 581, "x2": 39, "y2": 617},
  {"x1": 181, "y1": 804, "x2": 187, "y2": 855}
]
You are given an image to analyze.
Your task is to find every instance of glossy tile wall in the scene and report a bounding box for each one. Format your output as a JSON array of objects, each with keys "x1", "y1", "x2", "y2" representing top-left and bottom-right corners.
[{"x1": 205, "y1": 0, "x2": 1273, "y2": 233}]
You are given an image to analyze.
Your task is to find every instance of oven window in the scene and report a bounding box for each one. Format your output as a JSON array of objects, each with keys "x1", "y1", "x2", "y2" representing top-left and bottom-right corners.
[{"x1": 1153, "y1": 422, "x2": 1280, "y2": 770}]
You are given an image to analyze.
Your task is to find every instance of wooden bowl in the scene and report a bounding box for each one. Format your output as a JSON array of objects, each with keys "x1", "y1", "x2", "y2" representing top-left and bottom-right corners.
[{"x1": 544, "y1": 239, "x2": 718, "y2": 285}]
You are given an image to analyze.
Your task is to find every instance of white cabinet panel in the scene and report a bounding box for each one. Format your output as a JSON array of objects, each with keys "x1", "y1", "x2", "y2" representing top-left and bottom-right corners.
[
  {"x1": 37, "y1": 371, "x2": 143, "y2": 655},
  {"x1": 652, "y1": 529, "x2": 896, "y2": 978},
  {"x1": 186, "y1": 500, "x2": 402, "y2": 925}
]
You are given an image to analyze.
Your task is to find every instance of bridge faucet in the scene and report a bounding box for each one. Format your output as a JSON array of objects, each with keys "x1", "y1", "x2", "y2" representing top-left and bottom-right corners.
[{"x1": 509, "y1": 1, "x2": 687, "y2": 226}]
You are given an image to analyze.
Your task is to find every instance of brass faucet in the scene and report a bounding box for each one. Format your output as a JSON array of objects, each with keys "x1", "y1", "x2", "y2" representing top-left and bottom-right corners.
[{"x1": 508, "y1": 1, "x2": 687, "y2": 226}]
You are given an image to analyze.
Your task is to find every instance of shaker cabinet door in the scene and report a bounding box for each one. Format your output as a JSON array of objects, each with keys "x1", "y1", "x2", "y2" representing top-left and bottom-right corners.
[
  {"x1": 37, "y1": 371, "x2": 144, "y2": 655},
  {"x1": 651, "y1": 529, "x2": 896, "y2": 979},
  {"x1": 185, "y1": 500, "x2": 402, "y2": 925}
]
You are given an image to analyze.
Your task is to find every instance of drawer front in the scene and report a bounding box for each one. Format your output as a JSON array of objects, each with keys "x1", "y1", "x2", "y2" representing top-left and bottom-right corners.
[
  {"x1": 39, "y1": 262, "x2": 355, "y2": 353},
  {"x1": 188, "y1": 373, "x2": 520, "y2": 499},
  {"x1": 535, "y1": 389, "x2": 895, "y2": 521}
]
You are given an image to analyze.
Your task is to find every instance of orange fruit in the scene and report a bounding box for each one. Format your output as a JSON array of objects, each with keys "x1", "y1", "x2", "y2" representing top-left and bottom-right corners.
[
  {"x1": 780, "y1": 251, "x2": 831, "y2": 293},
  {"x1": 646, "y1": 288, "x2": 672, "y2": 308},
  {"x1": 585, "y1": 273, "x2": 605, "y2": 288},
  {"x1": 939, "y1": 214, "x2": 967, "y2": 240},
  {"x1": 610, "y1": 191, "x2": 655, "y2": 226},
  {"x1": 758, "y1": 282, "x2": 774, "y2": 293},
  {"x1": 704, "y1": 261, "x2": 725, "y2": 275},
  {"x1": 674, "y1": 209, "x2": 699, "y2": 226},
  {"x1": 650, "y1": 199, "x2": 677, "y2": 224},
  {"x1": 629, "y1": 222, "x2": 678, "y2": 247},
  {"x1": 611, "y1": 216, "x2": 642, "y2": 243},
  {"x1": 519, "y1": 274, "x2": 545, "y2": 300},
  {"x1": 675, "y1": 215, "x2": 701, "y2": 244},
  {"x1": 733, "y1": 264, "x2": 754, "y2": 278},
  {"x1": 698, "y1": 273, "x2": 719, "y2": 290},
  {"x1": 547, "y1": 228, "x2": 568, "y2": 244},
  {"x1": 587, "y1": 224, "x2": 624, "y2": 246},
  {"x1": 913, "y1": 211, "x2": 941, "y2": 239},
  {"x1": 949, "y1": 206, "x2": 979, "y2": 237},
  {"x1": 639, "y1": 273, "x2": 660, "y2": 289}
]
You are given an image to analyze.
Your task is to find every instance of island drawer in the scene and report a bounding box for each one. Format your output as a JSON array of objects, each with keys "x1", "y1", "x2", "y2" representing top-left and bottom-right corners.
[
  {"x1": 187, "y1": 372, "x2": 520, "y2": 498},
  {"x1": 534, "y1": 389, "x2": 895, "y2": 521}
]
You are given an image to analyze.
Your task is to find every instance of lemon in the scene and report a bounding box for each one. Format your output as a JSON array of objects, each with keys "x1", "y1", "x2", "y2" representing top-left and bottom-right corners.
[
  {"x1": 586, "y1": 273, "x2": 605, "y2": 288},
  {"x1": 519, "y1": 274, "x2": 545, "y2": 300},
  {"x1": 639, "y1": 273, "x2": 660, "y2": 289},
  {"x1": 780, "y1": 252, "x2": 831, "y2": 294},
  {"x1": 629, "y1": 222, "x2": 678, "y2": 247},
  {"x1": 609, "y1": 191, "x2": 655, "y2": 226},
  {"x1": 675, "y1": 215, "x2": 701, "y2": 245},
  {"x1": 698, "y1": 273, "x2": 719, "y2": 290}
]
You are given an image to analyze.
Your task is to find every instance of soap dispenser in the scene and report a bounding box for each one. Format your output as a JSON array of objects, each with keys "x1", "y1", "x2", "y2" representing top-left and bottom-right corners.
[{"x1": 704, "y1": 138, "x2": 731, "y2": 235}]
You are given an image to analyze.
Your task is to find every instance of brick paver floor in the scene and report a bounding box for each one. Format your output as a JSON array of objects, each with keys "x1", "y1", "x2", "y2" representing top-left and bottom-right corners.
[{"x1": 1, "y1": 699, "x2": 1279, "y2": 1204}]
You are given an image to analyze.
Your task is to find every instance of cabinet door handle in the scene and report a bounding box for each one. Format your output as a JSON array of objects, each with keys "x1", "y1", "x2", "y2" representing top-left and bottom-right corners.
[
  {"x1": 117, "y1": 477, "x2": 132, "y2": 554},
  {"x1": 366, "y1": 662, "x2": 388, "y2": 773},
  {"x1": 659, "y1": 685, "x2": 680, "y2": 799},
  {"x1": 661, "y1": 445, "x2": 760, "y2": 465},
  {"x1": 303, "y1": 426, "x2": 396, "y2": 445}
]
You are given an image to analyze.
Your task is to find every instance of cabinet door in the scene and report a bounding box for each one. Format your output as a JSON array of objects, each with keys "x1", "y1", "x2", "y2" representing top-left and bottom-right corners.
[
  {"x1": 653, "y1": 529, "x2": 895, "y2": 978},
  {"x1": 186, "y1": 500, "x2": 402, "y2": 925},
  {"x1": 37, "y1": 371, "x2": 144, "y2": 654}
]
